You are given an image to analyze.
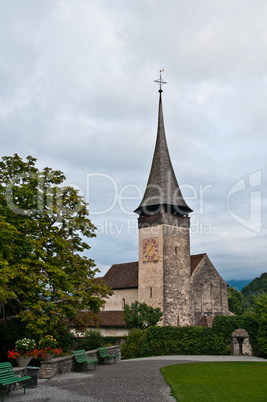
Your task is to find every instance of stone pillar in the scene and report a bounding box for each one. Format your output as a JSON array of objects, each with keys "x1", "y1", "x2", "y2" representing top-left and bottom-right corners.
[
  {"x1": 231, "y1": 329, "x2": 252, "y2": 356},
  {"x1": 39, "y1": 362, "x2": 55, "y2": 379}
]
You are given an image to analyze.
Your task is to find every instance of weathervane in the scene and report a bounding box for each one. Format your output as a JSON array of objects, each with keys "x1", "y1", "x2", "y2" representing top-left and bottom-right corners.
[{"x1": 154, "y1": 69, "x2": 167, "y2": 92}]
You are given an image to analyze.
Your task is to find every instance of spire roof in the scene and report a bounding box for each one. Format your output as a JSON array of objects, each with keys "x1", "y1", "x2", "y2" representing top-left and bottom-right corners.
[{"x1": 134, "y1": 90, "x2": 192, "y2": 217}]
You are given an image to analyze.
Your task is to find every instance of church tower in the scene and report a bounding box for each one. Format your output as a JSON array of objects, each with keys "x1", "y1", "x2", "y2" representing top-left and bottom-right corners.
[{"x1": 134, "y1": 72, "x2": 193, "y2": 326}]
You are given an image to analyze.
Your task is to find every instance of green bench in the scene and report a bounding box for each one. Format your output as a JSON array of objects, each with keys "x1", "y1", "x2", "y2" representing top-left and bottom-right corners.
[
  {"x1": 72, "y1": 349, "x2": 98, "y2": 371},
  {"x1": 97, "y1": 347, "x2": 118, "y2": 364},
  {"x1": 0, "y1": 362, "x2": 31, "y2": 402}
]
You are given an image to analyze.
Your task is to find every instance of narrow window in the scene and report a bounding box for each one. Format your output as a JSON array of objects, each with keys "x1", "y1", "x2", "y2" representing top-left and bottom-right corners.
[
  {"x1": 150, "y1": 287, "x2": 152, "y2": 298},
  {"x1": 122, "y1": 298, "x2": 125, "y2": 308},
  {"x1": 175, "y1": 246, "x2": 178, "y2": 254}
]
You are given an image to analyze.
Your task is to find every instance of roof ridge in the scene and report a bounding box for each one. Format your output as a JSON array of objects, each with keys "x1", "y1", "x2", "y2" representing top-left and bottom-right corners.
[{"x1": 190, "y1": 253, "x2": 207, "y2": 257}]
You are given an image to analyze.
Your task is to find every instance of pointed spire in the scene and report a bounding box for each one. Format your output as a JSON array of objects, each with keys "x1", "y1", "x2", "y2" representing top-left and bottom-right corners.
[{"x1": 134, "y1": 78, "x2": 192, "y2": 217}]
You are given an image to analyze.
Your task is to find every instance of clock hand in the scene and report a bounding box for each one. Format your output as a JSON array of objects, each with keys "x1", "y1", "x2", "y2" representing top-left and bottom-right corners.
[{"x1": 147, "y1": 244, "x2": 155, "y2": 255}]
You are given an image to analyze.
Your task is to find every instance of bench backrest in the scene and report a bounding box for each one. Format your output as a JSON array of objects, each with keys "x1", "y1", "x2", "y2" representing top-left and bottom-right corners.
[
  {"x1": 72, "y1": 349, "x2": 87, "y2": 357},
  {"x1": 0, "y1": 362, "x2": 17, "y2": 381},
  {"x1": 97, "y1": 347, "x2": 110, "y2": 358}
]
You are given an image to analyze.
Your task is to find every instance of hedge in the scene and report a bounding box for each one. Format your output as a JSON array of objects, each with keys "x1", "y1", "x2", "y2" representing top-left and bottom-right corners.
[{"x1": 121, "y1": 315, "x2": 262, "y2": 359}]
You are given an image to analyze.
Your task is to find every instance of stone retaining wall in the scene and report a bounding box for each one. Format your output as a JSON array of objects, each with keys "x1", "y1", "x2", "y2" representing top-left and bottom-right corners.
[
  {"x1": 39, "y1": 345, "x2": 121, "y2": 379},
  {"x1": 12, "y1": 345, "x2": 121, "y2": 389}
]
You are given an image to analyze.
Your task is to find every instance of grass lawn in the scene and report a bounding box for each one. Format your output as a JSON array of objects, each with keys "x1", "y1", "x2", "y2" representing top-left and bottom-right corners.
[{"x1": 160, "y1": 362, "x2": 267, "y2": 401}]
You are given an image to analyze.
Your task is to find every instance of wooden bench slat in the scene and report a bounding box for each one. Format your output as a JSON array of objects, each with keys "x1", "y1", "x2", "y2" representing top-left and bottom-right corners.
[
  {"x1": 0, "y1": 377, "x2": 30, "y2": 385},
  {"x1": 0, "y1": 362, "x2": 31, "y2": 402},
  {"x1": 97, "y1": 347, "x2": 118, "y2": 364},
  {"x1": 72, "y1": 349, "x2": 98, "y2": 371}
]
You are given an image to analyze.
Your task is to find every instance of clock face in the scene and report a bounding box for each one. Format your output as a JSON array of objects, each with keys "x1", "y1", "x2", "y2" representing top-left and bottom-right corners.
[{"x1": 143, "y1": 237, "x2": 159, "y2": 261}]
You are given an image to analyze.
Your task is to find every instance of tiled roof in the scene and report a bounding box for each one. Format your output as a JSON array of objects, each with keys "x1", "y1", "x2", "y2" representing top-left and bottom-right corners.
[
  {"x1": 102, "y1": 255, "x2": 207, "y2": 290},
  {"x1": 68, "y1": 310, "x2": 126, "y2": 328},
  {"x1": 190, "y1": 253, "x2": 206, "y2": 274},
  {"x1": 197, "y1": 315, "x2": 215, "y2": 328},
  {"x1": 103, "y1": 262, "x2": 138, "y2": 289},
  {"x1": 98, "y1": 311, "x2": 126, "y2": 327}
]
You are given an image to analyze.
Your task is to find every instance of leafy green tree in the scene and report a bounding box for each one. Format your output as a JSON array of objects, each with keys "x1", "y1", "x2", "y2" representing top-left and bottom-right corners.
[
  {"x1": 242, "y1": 273, "x2": 267, "y2": 311},
  {"x1": 227, "y1": 287, "x2": 243, "y2": 315},
  {"x1": 253, "y1": 292, "x2": 267, "y2": 356},
  {"x1": 123, "y1": 301, "x2": 163, "y2": 329},
  {"x1": 0, "y1": 154, "x2": 112, "y2": 339}
]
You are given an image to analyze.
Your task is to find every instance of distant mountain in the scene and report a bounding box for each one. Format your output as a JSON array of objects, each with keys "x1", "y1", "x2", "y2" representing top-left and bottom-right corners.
[{"x1": 227, "y1": 279, "x2": 252, "y2": 291}]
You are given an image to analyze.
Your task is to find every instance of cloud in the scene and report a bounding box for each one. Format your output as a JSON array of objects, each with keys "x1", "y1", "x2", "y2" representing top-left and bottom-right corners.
[{"x1": 0, "y1": 0, "x2": 266, "y2": 281}]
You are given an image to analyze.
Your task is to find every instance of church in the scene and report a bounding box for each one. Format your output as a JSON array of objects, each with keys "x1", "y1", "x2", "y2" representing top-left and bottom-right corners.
[{"x1": 98, "y1": 74, "x2": 230, "y2": 335}]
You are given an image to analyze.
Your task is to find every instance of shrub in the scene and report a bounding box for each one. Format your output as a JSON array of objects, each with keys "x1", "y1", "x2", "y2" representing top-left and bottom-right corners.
[
  {"x1": 103, "y1": 336, "x2": 124, "y2": 346},
  {"x1": 253, "y1": 293, "x2": 267, "y2": 357},
  {"x1": 121, "y1": 326, "x2": 230, "y2": 359},
  {"x1": 142, "y1": 326, "x2": 229, "y2": 357},
  {"x1": 56, "y1": 331, "x2": 76, "y2": 354},
  {"x1": 79, "y1": 329, "x2": 105, "y2": 351},
  {"x1": 121, "y1": 314, "x2": 265, "y2": 360},
  {"x1": 121, "y1": 328, "x2": 145, "y2": 359},
  {"x1": 212, "y1": 315, "x2": 259, "y2": 354}
]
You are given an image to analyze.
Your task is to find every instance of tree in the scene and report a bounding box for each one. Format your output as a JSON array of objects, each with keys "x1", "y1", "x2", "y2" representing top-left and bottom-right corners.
[
  {"x1": 253, "y1": 292, "x2": 267, "y2": 356},
  {"x1": 123, "y1": 301, "x2": 163, "y2": 329},
  {"x1": 242, "y1": 273, "x2": 267, "y2": 311},
  {"x1": 0, "y1": 154, "x2": 112, "y2": 339},
  {"x1": 227, "y1": 287, "x2": 243, "y2": 315}
]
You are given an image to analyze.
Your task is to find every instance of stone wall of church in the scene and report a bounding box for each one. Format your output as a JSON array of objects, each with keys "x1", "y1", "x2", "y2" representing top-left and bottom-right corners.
[
  {"x1": 138, "y1": 225, "x2": 164, "y2": 316},
  {"x1": 98, "y1": 327, "x2": 129, "y2": 337},
  {"x1": 191, "y1": 255, "x2": 229, "y2": 325},
  {"x1": 163, "y1": 222, "x2": 192, "y2": 326},
  {"x1": 103, "y1": 288, "x2": 138, "y2": 311}
]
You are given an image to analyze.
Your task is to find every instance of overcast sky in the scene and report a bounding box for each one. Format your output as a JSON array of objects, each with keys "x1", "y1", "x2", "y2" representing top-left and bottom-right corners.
[{"x1": 1, "y1": 0, "x2": 266, "y2": 281}]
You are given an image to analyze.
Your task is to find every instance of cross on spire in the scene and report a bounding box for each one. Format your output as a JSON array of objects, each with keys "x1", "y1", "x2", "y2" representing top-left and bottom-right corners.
[{"x1": 154, "y1": 69, "x2": 167, "y2": 92}]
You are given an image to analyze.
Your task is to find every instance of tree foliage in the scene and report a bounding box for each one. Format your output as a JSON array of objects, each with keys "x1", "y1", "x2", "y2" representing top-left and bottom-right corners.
[
  {"x1": 227, "y1": 287, "x2": 243, "y2": 315},
  {"x1": 241, "y1": 273, "x2": 267, "y2": 310},
  {"x1": 253, "y1": 292, "x2": 267, "y2": 355},
  {"x1": 0, "y1": 154, "x2": 112, "y2": 339},
  {"x1": 78, "y1": 329, "x2": 106, "y2": 351},
  {"x1": 123, "y1": 301, "x2": 163, "y2": 329}
]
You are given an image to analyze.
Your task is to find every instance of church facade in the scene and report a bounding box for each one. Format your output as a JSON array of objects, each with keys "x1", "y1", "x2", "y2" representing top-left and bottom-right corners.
[{"x1": 99, "y1": 80, "x2": 230, "y2": 335}]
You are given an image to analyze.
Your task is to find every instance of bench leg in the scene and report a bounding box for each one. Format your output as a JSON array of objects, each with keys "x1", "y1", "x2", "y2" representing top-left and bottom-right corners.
[{"x1": 6, "y1": 385, "x2": 11, "y2": 396}]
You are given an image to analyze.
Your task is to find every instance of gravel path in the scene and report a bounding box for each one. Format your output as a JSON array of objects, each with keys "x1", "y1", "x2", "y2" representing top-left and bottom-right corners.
[{"x1": 5, "y1": 355, "x2": 266, "y2": 402}]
